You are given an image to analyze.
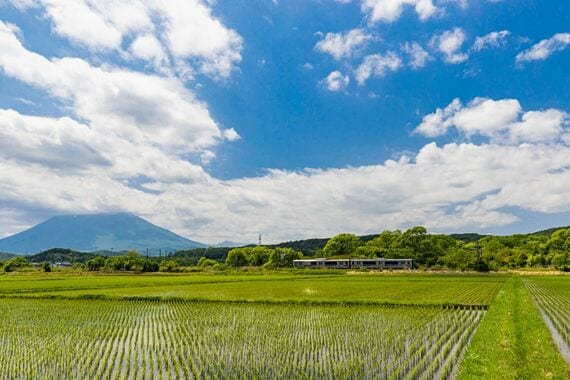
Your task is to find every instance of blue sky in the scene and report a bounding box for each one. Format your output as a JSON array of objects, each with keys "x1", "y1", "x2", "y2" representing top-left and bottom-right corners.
[{"x1": 0, "y1": 0, "x2": 569, "y2": 243}]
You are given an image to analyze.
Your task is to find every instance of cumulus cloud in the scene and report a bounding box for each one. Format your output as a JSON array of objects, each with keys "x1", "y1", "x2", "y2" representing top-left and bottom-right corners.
[
  {"x1": 129, "y1": 34, "x2": 169, "y2": 69},
  {"x1": 0, "y1": 109, "x2": 208, "y2": 181},
  {"x1": 430, "y1": 28, "x2": 468, "y2": 64},
  {"x1": 7, "y1": 0, "x2": 243, "y2": 79},
  {"x1": 516, "y1": 33, "x2": 570, "y2": 63},
  {"x1": 361, "y1": 0, "x2": 438, "y2": 23},
  {"x1": 415, "y1": 97, "x2": 568, "y2": 144},
  {"x1": 222, "y1": 128, "x2": 241, "y2": 141},
  {"x1": 0, "y1": 21, "x2": 227, "y2": 154},
  {"x1": 472, "y1": 30, "x2": 510, "y2": 51},
  {"x1": 2, "y1": 7, "x2": 570, "y2": 245},
  {"x1": 315, "y1": 28, "x2": 372, "y2": 60},
  {"x1": 3, "y1": 132, "x2": 570, "y2": 243},
  {"x1": 401, "y1": 42, "x2": 431, "y2": 69},
  {"x1": 322, "y1": 70, "x2": 350, "y2": 91},
  {"x1": 355, "y1": 52, "x2": 402, "y2": 85}
]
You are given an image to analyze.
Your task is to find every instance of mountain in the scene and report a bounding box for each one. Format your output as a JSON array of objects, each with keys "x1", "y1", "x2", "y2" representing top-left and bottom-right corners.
[
  {"x1": 0, "y1": 213, "x2": 207, "y2": 254},
  {"x1": 0, "y1": 252, "x2": 16, "y2": 260},
  {"x1": 213, "y1": 240, "x2": 250, "y2": 248}
]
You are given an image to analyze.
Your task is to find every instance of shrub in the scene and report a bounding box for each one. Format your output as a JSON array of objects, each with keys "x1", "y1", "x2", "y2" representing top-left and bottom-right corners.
[
  {"x1": 159, "y1": 260, "x2": 181, "y2": 273},
  {"x1": 3, "y1": 257, "x2": 31, "y2": 272}
]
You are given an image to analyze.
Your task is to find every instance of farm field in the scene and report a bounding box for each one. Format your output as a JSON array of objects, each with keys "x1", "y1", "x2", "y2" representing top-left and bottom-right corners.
[
  {"x1": 0, "y1": 298, "x2": 484, "y2": 379},
  {"x1": 0, "y1": 272, "x2": 568, "y2": 379},
  {"x1": 3, "y1": 273, "x2": 505, "y2": 307},
  {"x1": 457, "y1": 276, "x2": 570, "y2": 379},
  {"x1": 0, "y1": 273, "x2": 317, "y2": 295},
  {"x1": 524, "y1": 276, "x2": 570, "y2": 364}
]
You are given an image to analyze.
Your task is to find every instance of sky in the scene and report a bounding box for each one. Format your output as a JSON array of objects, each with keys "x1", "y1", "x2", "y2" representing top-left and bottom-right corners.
[{"x1": 0, "y1": 0, "x2": 569, "y2": 244}]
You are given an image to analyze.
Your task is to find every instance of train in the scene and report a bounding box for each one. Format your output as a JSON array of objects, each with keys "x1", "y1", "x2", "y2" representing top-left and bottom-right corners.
[{"x1": 293, "y1": 258, "x2": 413, "y2": 269}]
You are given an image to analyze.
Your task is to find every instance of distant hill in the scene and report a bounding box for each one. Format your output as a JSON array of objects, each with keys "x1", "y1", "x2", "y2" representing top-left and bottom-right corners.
[
  {"x1": 0, "y1": 213, "x2": 207, "y2": 254},
  {"x1": 530, "y1": 226, "x2": 570, "y2": 236},
  {"x1": 449, "y1": 233, "x2": 490, "y2": 243},
  {"x1": 213, "y1": 240, "x2": 250, "y2": 248},
  {"x1": 0, "y1": 252, "x2": 16, "y2": 260},
  {"x1": 29, "y1": 248, "x2": 98, "y2": 264}
]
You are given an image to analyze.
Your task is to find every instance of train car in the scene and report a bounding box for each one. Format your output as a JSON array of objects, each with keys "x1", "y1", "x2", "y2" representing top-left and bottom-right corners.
[{"x1": 293, "y1": 258, "x2": 413, "y2": 269}]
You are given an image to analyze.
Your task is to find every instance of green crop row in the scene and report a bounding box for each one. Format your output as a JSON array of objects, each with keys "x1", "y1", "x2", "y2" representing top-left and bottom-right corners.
[
  {"x1": 0, "y1": 298, "x2": 484, "y2": 379},
  {"x1": 524, "y1": 276, "x2": 570, "y2": 364},
  {"x1": 0, "y1": 273, "x2": 505, "y2": 306}
]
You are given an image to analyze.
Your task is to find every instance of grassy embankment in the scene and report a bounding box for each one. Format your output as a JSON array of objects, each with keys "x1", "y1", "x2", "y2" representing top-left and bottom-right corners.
[{"x1": 458, "y1": 276, "x2": 570, "y2": 379}]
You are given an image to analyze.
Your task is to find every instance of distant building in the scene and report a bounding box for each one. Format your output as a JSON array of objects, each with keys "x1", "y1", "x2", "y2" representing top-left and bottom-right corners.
[
  {"x1": 55, "y1": 261, "x2": 73, "y2": 268},
  {"x1": 293, "y1": 258, "x2": 413, "y2": 269}
]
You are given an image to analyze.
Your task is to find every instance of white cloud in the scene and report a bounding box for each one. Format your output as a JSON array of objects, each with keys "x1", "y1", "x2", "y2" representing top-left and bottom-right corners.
[
  {"x1": 2, "y1": 7, "x2": 570, "y2": 245},
  {"x1": 3, "y1": 129, "x2": 570, "y2": 243},
  {"x1": 507, "y1": 110, "x2": 567, "y2": 144},
  {"x1": 0, "y1": 21, "x2": 226, "y2": 154},
  {"x1": 472, "y1": 30, "x2": 510, "y2": 51},
  {"x1": 129, "y1": 34, "x2": 168, "y2": 69},
  {"x1": 0, "y1": 108, "x2": 208, "y2": 181},
  {"x1": 361, "y1": 0, "x2": 438, "y2": 23},
  {"x1": 314, "y1": 28, "x2": 372, "y2": 60},
  {"x1": 322, "y1": 70, "x2": 350, "y2": 92},
  {"x1": 415, "y1": 97, "x2": 568, "y2": 144},
  {"x1": 516, "y1": 33, "x2": 570, "y2": 63},
  {"x1": 431, "y1": 28, "x2": 468, "y2": 64},
  {"x1": 355, "y1": 52, "x2": 402, "y2": 85},
  {"x1": 157, "y1": 0, "x2": 243, "y2": 78},
  {"x1": 401, "y1": 42, "x2": 431, "y2": 69},
  {"x1": 222, "y1": 128, "x2": 241, "y2": 141},
  {"x1": 7, "y1": 0, "x2": 243, "y2": 79}
]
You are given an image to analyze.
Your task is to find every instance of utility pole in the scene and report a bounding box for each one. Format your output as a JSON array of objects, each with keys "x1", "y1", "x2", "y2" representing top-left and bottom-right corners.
[{"x1": 258, "y1": 234, "x2": 262, "y2": 246}]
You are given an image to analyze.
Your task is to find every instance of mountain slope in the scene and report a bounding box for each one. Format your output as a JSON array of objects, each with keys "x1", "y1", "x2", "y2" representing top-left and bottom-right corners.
[{"x1": 0, "y1": 213, "x2": 206, "y2": 254}]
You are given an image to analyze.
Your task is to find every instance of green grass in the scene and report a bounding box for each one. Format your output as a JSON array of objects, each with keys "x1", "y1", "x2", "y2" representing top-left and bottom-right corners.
[
  {"x1": 0, "y1": 273, "x2": 505, "y2": 306},
  {"x1": 0, "y1": 272, "x2": 331, "y2": 294},
  {"x1": 458, "y1": 276, "x2": 570, "y2": 379}
]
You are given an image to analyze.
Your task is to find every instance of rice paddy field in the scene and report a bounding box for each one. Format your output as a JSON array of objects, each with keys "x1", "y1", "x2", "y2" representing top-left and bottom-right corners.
[{"x1": 0, "y1": 272, "x2": 568, "y2": 379}]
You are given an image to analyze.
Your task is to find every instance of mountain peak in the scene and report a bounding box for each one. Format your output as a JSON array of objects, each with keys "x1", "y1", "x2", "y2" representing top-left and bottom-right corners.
[{"x1": 0, "y1": 213, "x2": 206, "y2": 254}]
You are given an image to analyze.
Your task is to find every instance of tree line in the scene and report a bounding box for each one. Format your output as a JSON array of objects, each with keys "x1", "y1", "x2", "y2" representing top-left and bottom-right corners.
[
  {"x1": 320, "y1": 226, "x2": 570, "y2": 271},
  {"x1": 2, "y1": 226, "x2": 568, "y2": 272}
]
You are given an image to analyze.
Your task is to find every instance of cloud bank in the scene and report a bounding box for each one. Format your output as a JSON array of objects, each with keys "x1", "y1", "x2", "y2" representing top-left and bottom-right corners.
[{"x1": 1, "y1": 3, "x2": 569, "y2": 244}]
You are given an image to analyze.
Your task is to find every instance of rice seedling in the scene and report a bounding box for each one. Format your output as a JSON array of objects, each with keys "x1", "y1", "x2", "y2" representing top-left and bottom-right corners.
[{"x1": 0, "y1": 298, "x2": 484, "y2": 379}]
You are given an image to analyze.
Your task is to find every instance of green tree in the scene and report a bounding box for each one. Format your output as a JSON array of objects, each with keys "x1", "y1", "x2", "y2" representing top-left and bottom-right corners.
[
  {"x1": 104, "y1": 252, "x2": 158, "y2": 272},
  {"x1": 546, "y1": 229, "x2": 570, "y2": 252},
  {"x1": 439, "y1": 247, "x2": 476, "y2": 270},
  {"x1": 226, "y1": 248, "x2": 248, "y2": 267},
  {"x1": 3, "y1": 257, "x2": 30, "y2": 272},
  {"x1": 41, "y1": 262, "x2": 52, "y2": 272},
  {"x1": 323, "y1": 234, "x2": 361, "y2": 257},
  {"x1": 86, "y1": 256, "x2": 106, "y2": 271},
  {"x1": 267, "y1": 248, "x2": 303, "y2": 267},
  {"x1": 248, "y1": 246, "x2": 272, "y2": 266},
  {"x1": 197, "y1": 257, "x2": 218, "y2": 267},
  {"x1": 365, "y1": 230, "x2": 402, "y2": 256},
  {"x1": 551, "y1": 253, "x2": 569, "y2": 270}
]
